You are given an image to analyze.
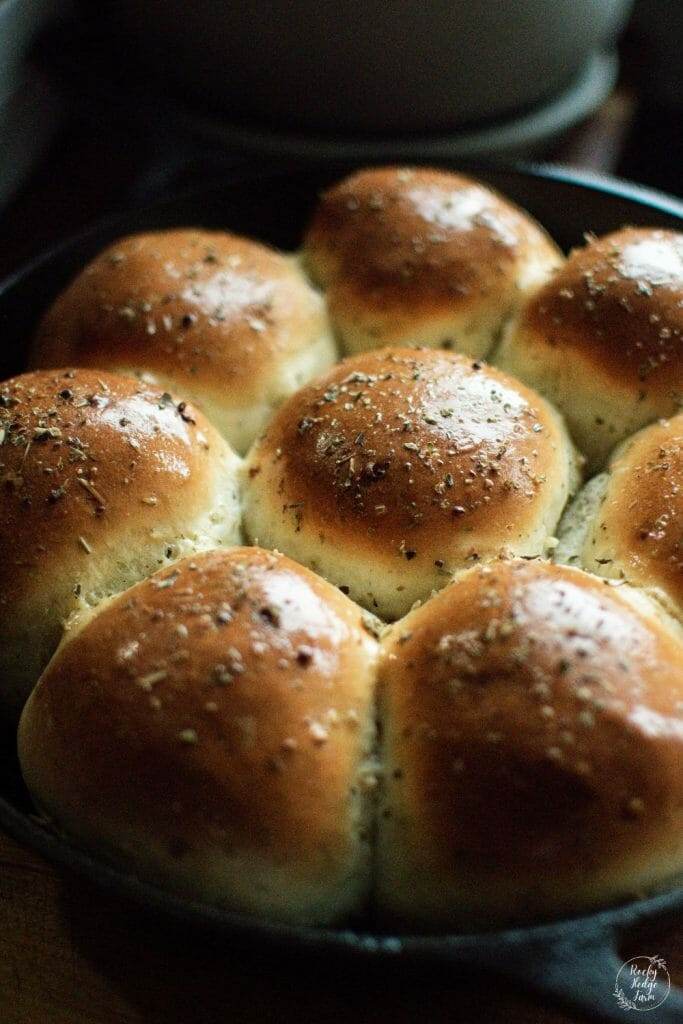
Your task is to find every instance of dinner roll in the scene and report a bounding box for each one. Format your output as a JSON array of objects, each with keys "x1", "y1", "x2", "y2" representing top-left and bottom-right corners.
[
  {"x1": 32, "y1": 229, "x2": 336, "y2": 454},
  {"x1": 243, "y1": 348, "x2": 579, "y2": 620},
  {"x1": 0, "y1": 369, "x2": 241, "y2": 718},
  {"x1": 557, "y1": 412, "x2": 683, "y2": 621},
  {"x1": 376, "y1": 559, "x2": 683, "y2": 929},
  {"x1": 303, "y1": 166, "x2": 562, "y2": 357},
  {"x1": 497, "y1": 227, "x2": 683, "y2": 471},
  {"x1": 19, "y1": 547, "x2": 379, "y2": 925}
]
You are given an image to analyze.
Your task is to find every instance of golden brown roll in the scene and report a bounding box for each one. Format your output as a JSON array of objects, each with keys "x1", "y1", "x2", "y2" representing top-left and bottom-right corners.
[
  {"x1": 18, "y1": 547, "x2": 379, "y2": 925},
  {"x1": 32, "y1": 229, "x2": 336, "y2": 454},
  {"x1": 303, "y1": 166, "x2": 562, "y2": 357},
  {"x1": 0, "y1": 369, "x2": 241, "y2": 717},
  {"x1": 496, "y1": 227, "x2": 683, "y2": 471},
  {"x1": 376, "y1": 559, "x2": 683, "y2": 929},
  {"x1": 243, "y1": 348, "x2": 579, "y2": 620},
  {"x1": 557, "y1": 412, "x2": 683, "y2": 621}
]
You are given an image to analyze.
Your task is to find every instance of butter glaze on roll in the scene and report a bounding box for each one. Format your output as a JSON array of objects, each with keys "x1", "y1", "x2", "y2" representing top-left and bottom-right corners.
[
  {"x1": 19, "y1": 547, "x2": 379, "y2": 925},
  {"x1": 497, "y1": 228, "x2": 683, "y2": 471},
  {"x1": 377, "y1": 559, "x2": 683, "y2": 929},
  {"x1": 0, "y1": 369, "x2": 241, "y2": 716},
  {"x1": 32, "y1": 229, "x2": 337, "y2": 454},
  {"x1": 243, "y1": 348, "x2": 579, "y2": 620},
  {"x1": 303, "y1": 166, "x2": 562, "y2": 357},
  {"x1": 557, "y1": 412, "x2": 683, "y2": 621},
  {"x1": 12, "y1": 166, "x2": 683, "y2": 933}
]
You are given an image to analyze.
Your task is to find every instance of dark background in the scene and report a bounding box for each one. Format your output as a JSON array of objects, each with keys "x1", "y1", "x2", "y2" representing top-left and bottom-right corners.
[{"x1": 1, "y1": 8, "x2": 681, "y2": 279}]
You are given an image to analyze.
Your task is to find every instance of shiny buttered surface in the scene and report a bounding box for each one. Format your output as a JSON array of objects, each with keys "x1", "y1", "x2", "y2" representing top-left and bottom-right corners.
[
  {"x1": 9, "y1": 166, "x2": 683, "y2": 931},
  {"x1": 19, "y1": 548, "x2": 379, "y2": 925},
  {"x1": 0, "y1": 368, "x2": 241, "y2": 717},
  {"x1": 303, "y1": 166, "x2": 562, "y2": 357},
  {"x1": 244, "y1": 348, "x2": 578, "y2": 619},
  {"x1": 377, "y1": 560, "x2": 683, "y2": 928},
  {"x1": 32, "y1": 229, "x2": 336, "y2": 454},
  {"x1": 557, "y1": 412, "x2": 683, "y2": 620},
  {"x1": 497, "y1": 227, "x2": 683, "y2": 471}
]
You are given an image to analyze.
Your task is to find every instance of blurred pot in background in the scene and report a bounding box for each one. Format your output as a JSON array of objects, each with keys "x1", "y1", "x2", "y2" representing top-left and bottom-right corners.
[
  {"x1": 0, "y1": 0, "x2": 70, "y2": 208},
  {"x1": 629, "y1": 0, "x2": 683, "y2": 107},
  {"x1": 103, "y1": 0, "x2": 633, "y2": 134}
]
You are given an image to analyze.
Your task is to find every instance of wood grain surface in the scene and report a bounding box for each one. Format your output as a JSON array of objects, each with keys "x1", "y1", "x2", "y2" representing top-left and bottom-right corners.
[
  {"x1": 1, "y1": 824, "x2": 681, "y2": 1024},
  {"x1": 0, "y1": 827, "x2": 571, "y2": 1024}
]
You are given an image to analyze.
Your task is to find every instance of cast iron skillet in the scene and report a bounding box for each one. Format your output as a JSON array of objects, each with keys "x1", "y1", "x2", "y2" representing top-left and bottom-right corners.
[{"x1": 1, "y1": 164, "x2": 682, "y2": 1022}]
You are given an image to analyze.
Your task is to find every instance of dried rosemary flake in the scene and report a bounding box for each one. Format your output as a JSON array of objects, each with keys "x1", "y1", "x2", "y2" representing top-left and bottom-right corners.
[
  {"x1": 77, "y1": 476, "x2": 106, "y2": 508},
  {"x1": 360, "y1": 612, "x2": 382, "y2": 639},
  {"x1": 153, "y1": 572, "x2": 179, "y2": 590},
  {"x1": 48, "y1": 485, "x2": 67, "y2": 503},
  {"x1": 33, "y1": 426, "x2": 62, "y2": 442},
  {"x1": 137, "y1": 669, "x2": 168, "y2": 690}
]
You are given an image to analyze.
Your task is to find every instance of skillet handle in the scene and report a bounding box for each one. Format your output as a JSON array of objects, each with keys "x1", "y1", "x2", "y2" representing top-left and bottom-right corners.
[{"x1": 463, "y1": 919, "x2": 683, "y2": 1023}]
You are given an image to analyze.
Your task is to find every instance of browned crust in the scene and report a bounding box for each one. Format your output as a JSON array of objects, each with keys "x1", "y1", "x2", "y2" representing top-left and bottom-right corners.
[
  {"x1": 591, "y1": 414, "x2": 683, "y2": 607},
  {"x1": 380, "y1": 560, "x2": 683, "y2": 880},
  {"x1": 0, "y1": 368, "x2": 224, "y2": 609},
  {"x1": 524, "y1": 228, "x2": 683, "y2": 394},
  {"x1": 246, "y1": 348, "x2": 569, "y2": 566},
  {"x1": 305, "y1": 166, "x2": 560, "y2": 315},
  {"x1": 20, "y1": 547, "x2": 377, "y2": 868},
  {"x1": 32, "y1": 229, "x2": 326, "y2": 404}
]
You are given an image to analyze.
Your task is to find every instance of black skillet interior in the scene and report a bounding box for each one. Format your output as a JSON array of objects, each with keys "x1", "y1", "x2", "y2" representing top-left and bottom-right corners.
[{"x1": 1, "y1": 163, "x2": 683, "y2": 1022}]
